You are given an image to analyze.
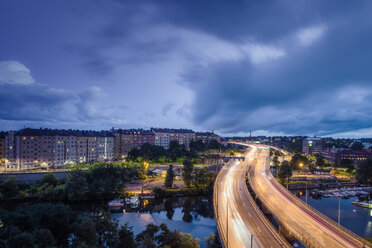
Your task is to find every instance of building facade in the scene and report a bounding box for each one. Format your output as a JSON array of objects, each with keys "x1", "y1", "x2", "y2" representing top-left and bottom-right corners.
[
  {"x1": 195, "y1": 132, "x2": 221, "y2": 143},
  {"x1": 151, "y1": 128, "x2": 196, "y2": 149},
  {"x1": 302, "y1": 138, "x2": 325, "y2": 156},
  {"x1": 0, "y1": 132, "x2": 6, "y2": 168},
  {"x1": 4, "y1": 128, "x2": 114, "y2": 171},
  {"x1": 335, "y1": 150, "x2": 371, "y2": 164},
  {"x1": 112, "y1": 129, "x2": 155, "y2": 159}
]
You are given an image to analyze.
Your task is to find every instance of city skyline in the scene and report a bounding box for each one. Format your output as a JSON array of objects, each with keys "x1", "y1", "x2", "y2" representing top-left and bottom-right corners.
[{"x1": 1, "y1": 1, "x2": 372, "y2": 138}]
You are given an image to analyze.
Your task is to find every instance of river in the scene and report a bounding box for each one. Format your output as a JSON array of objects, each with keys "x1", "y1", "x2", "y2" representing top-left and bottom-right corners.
[
  {"x1": 293, "y1": 189, "x2": 372, "y2": 239},
  {"x1": 112, "y1": 196, "x2": 217, "y2": 248}
]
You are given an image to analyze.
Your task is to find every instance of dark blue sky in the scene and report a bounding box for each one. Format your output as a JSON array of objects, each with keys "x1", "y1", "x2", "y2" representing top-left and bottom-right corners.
[{"x1": 1, "y1": 0, "x2": 372, "y2": 137}]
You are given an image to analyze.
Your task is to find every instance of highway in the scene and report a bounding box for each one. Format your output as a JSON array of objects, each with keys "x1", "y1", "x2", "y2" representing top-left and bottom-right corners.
[
  {"x1": 246, "y1": 144, "x2": 371, "y2": 248},
  {"x1": 213, "y1": 147, "x2": 291, "y2": 248}
]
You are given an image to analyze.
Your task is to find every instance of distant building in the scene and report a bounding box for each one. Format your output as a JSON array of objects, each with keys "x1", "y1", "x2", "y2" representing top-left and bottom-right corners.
[
  {"x1": 195, "y1": 132, "x2": 221, "y2": 143},
  {"x1": 314, "y1": 169, "x2": 331, "y2": 175},
  {"x1": 0, "y1": 132, "x2": 6, "y2": 168},
  {"x1": 302, "y1": 138, "x2": 325, "y2": 155},
  {"x1": 151, "y1": 128, "x2": 195, "y2": 149},
  {"x1": 4, "y1": 128, "x2": 114, "y2": 171},
  {"x1": 335, "y1": 150, "x2": 370, "y2": 163},
  {"x1": 112, "y1": 129, "x2": 155, "y2": 159}
]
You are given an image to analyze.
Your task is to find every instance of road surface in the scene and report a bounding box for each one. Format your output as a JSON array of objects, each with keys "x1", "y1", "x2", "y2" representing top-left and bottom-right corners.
[
  {"x1": 214, "y1": 148, "x2": 290, "y2": 248},
  {"x1": 247, "y1": 144, "x2": 371, "y2": 248}
]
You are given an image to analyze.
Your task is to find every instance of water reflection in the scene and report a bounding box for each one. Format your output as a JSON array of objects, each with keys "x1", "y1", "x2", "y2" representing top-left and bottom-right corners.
[
  {"x1": 112, "y1": 196, "x2": 217, "y2": 248},
  {"x1": 293, "y1": 190, "x2": 372, "y2": 238}
]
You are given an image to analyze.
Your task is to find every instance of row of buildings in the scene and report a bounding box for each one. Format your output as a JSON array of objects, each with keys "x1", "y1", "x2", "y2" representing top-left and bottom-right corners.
[
  {"x1": 112, "y1": 128, "x2": 220, "y2": 159},
  {"x1": 0, "y1": 128, "x2": 221, "y2": 171},
  {"x1": 302, "y1": 138, "x2": 372, "y2": 164}
]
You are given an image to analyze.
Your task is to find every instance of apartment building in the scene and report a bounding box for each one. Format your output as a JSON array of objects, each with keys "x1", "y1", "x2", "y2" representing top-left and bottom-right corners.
[
  {"x1": 112, "y1": 129, "x2": 155, "y2": 159},
  {"x1": 302, "y1": 138, "x2": 325, "y2": 156},
  {"x1": 195, "y1": 132, "x2": 221, "y2": 143},
  {"x1": 0, "y1": 132, "x2": 7, "y2": 168},
  {"x1": 4, "y1": 128, "x2": 114, "y2": 171},
  {"x1": 151, "y1": 128, "x2": 196, "y2": 149}
]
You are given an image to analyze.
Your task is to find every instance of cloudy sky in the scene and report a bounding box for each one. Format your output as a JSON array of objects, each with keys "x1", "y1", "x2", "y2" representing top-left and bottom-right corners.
[{"x1": 1, "y1": 0, "x2": 372, "y2": 137}]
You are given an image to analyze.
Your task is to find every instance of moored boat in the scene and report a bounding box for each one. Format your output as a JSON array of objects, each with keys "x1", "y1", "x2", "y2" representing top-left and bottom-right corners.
[
  {"x1": 108, "y1": 198, "x2": 125, "y2": 210},
  {"x1": 352, "y1": 201, "x2": 372, "y2": 209}
]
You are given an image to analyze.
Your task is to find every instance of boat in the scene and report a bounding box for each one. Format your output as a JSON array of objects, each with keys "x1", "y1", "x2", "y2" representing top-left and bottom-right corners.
[
  {"x1": 130, "y1": 196, "x2": 139, "y2": 208},
  {"x1": 139, "y1": 193, "x2": 155, "y2": 199},
  {"x1": 108, "y1": 198, "x2": 125, "y2": 211},
  {"x1": 352, "y1": 201, "x2": 372, "y2": 209}
]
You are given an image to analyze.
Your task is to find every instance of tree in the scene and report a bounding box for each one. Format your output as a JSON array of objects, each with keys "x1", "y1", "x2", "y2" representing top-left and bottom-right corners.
[
  {"x1": 182, "y1": 160, "x2": 194, "y2": 188},
  {"x1": 355, "y1": 159, "x2": 372, "y2": 184},
  {"x1": 278, "y1": 161, "x2": 292, "y2": 182},
  {"x1": 290, "y1": 153, "x2": 308, "y2": 170},
  {"x1": 165, "y1": 165, "x2": 175, "y2": 188},
  {"x1": 340, "y1": 158, "x2": 354, "y2": 172},
  {"x1": 93, "y1": 211, "x2": 119, "y2": 248},
  {"x1": 193, "y1": 167, "x2": 216, "y2": 191},
  {"x1": 315, "y1": 154, "x2": 326, "y2": 169},
  {"x1": 116, "y1": 224, "x2": 136, "y2": 248},
  {"x1": 205, "y1": 233, "x2": 222, "y2": 248},
  {"x1": 72, "y1": 214, "x2": 97, "y2": 247},
  {"x1": 138, "y1": 162, "x2": 148, "y2": 180},
  {"x1": 308, "y1": 162, "x2": 315, "y2": 173},
  {"x1": 272, "y1": 156, "x2": 280, "y2": 168},
  {"x1": 0, "y1": 175, "x2": 19, "y2": 198},
  {"x1": 351, "y1": 142, "x2": 364, "y2": 151},
  {"x1": 65, "y1": 170, "x2": 88, "y2": 201},
  {"x1": 136, "y1": 223, "x2": 159, "y2": 248},
  {"x1": 41, "y1": 173, "x2": 59, "y2": 186}
]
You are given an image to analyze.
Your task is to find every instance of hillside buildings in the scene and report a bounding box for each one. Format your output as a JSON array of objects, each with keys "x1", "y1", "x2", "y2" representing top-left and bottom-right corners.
[
  {"x1": 151, "y1": 128, "x2": 195, "y2": 150},
  {"x1": 302, "y1": 137, "x2": 371, "y2": 164},
  {"x1": 302, "y1": 138, "x2": 325, "y2": 156},
  {"x1": 195, "y1": 132, "x2": 221, "y2": 143},
  {"x1": 4, "y1": 128, "x2": 114, "y2": 171},
  {"x1": 112, "y1": 129, "x2": 155, "y2": 159},
  {"x1": 1, "y1": 127, "x2": 220, "y2": 171}
]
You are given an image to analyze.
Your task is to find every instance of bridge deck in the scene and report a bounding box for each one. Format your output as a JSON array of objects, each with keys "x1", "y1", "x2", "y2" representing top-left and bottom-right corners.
[{"x1": 213, "y1": 149, "x2": 290, "y2": 248}]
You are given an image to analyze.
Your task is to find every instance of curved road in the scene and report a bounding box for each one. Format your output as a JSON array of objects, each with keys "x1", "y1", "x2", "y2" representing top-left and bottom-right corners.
[
  {"x1": 246, "y1": 144, "x2": 371, "y2": 248},
  {"x1": 214, "y1": 147, "x2": 291, "y2": 248}
]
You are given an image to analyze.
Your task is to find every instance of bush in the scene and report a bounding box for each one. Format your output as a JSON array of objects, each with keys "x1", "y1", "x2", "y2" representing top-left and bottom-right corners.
[
  {"x1": 41, "y1": 173, "x2": 59, "y2": 186},
  {"x1": 0, "y1": 176, "x2": 19, "y2": 198}
]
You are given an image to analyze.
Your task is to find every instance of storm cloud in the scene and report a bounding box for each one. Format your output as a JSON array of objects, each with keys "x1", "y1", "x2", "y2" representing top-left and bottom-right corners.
[{"x1": 1, "y1": 0, "x2": 372, "y2": 136}]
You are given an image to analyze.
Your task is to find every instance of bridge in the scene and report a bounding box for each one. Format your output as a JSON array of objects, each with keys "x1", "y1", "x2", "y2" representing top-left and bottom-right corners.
[
  {"x1": 214, "y1": 143, "x2": 372, "y2": 248},
  {"x1": 213, "y1": 148, "x2": 291, "y2": 248}
]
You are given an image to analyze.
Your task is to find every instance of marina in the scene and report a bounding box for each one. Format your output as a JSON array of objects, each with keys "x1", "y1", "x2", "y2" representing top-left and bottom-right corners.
[{"x1": 310, "y1": 186, "x2": 372, "y2": 198}]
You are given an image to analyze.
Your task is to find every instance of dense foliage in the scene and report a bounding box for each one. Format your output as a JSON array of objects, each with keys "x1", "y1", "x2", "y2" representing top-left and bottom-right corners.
[
  {"x1": 355, "y1": 159, "x2": 372, "y2": 184},
  {"x1": 164, "y1": 165, "x2": 175, "y2": 188},
  {"x1": 0, "y1": 203, "x2": 214, "y2": 248},
  {"x1": 127, "y1": 140, "x2": 224, "y2": 164},
  {"x1": 278, "y1": 161, "x2": 292, "y2": 182},
  {"x1": 0, "y1": 163, "x2": 139, "y2": 201}
]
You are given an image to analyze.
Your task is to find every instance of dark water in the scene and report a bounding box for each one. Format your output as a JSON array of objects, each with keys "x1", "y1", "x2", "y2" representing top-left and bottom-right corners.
[
  {"x1": 293, "y1": 190, "x2": 372, "y2": 239},
  {"x1": 112, "y1": 197, "x2": 217, "y2": 248}
]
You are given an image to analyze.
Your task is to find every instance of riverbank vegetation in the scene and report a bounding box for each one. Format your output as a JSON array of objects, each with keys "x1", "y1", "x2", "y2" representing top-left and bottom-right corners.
[
  {"x1": 0, "y1": 164, "x2": 139, "y2": 201},
  {"x1": 154, "y1": 160, "x2": 216, "y2": 199}
]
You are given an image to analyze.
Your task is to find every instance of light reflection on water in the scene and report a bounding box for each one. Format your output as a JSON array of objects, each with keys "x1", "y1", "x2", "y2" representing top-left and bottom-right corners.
[
  {"x1": 112, "y1": 197, "x2": 217, "y2": 248},
  {"x1": 294, "y1": 190, "x2": 372, "y2": 238}
]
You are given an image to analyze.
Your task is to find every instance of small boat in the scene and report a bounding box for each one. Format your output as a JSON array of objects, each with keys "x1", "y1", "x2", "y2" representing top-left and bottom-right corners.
[
  {"x1": 108, "y1": 198, "x2": 125, "y2": 210},
  {"x1": 352, "y1": 201, "x2": 372, "y2": 209},
  {"x1": 139, "y1": 193, "x2": 155, "y2": 199},
  {"x1": 130, "y1": 196, "x2": 139, "y2": 208}
]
